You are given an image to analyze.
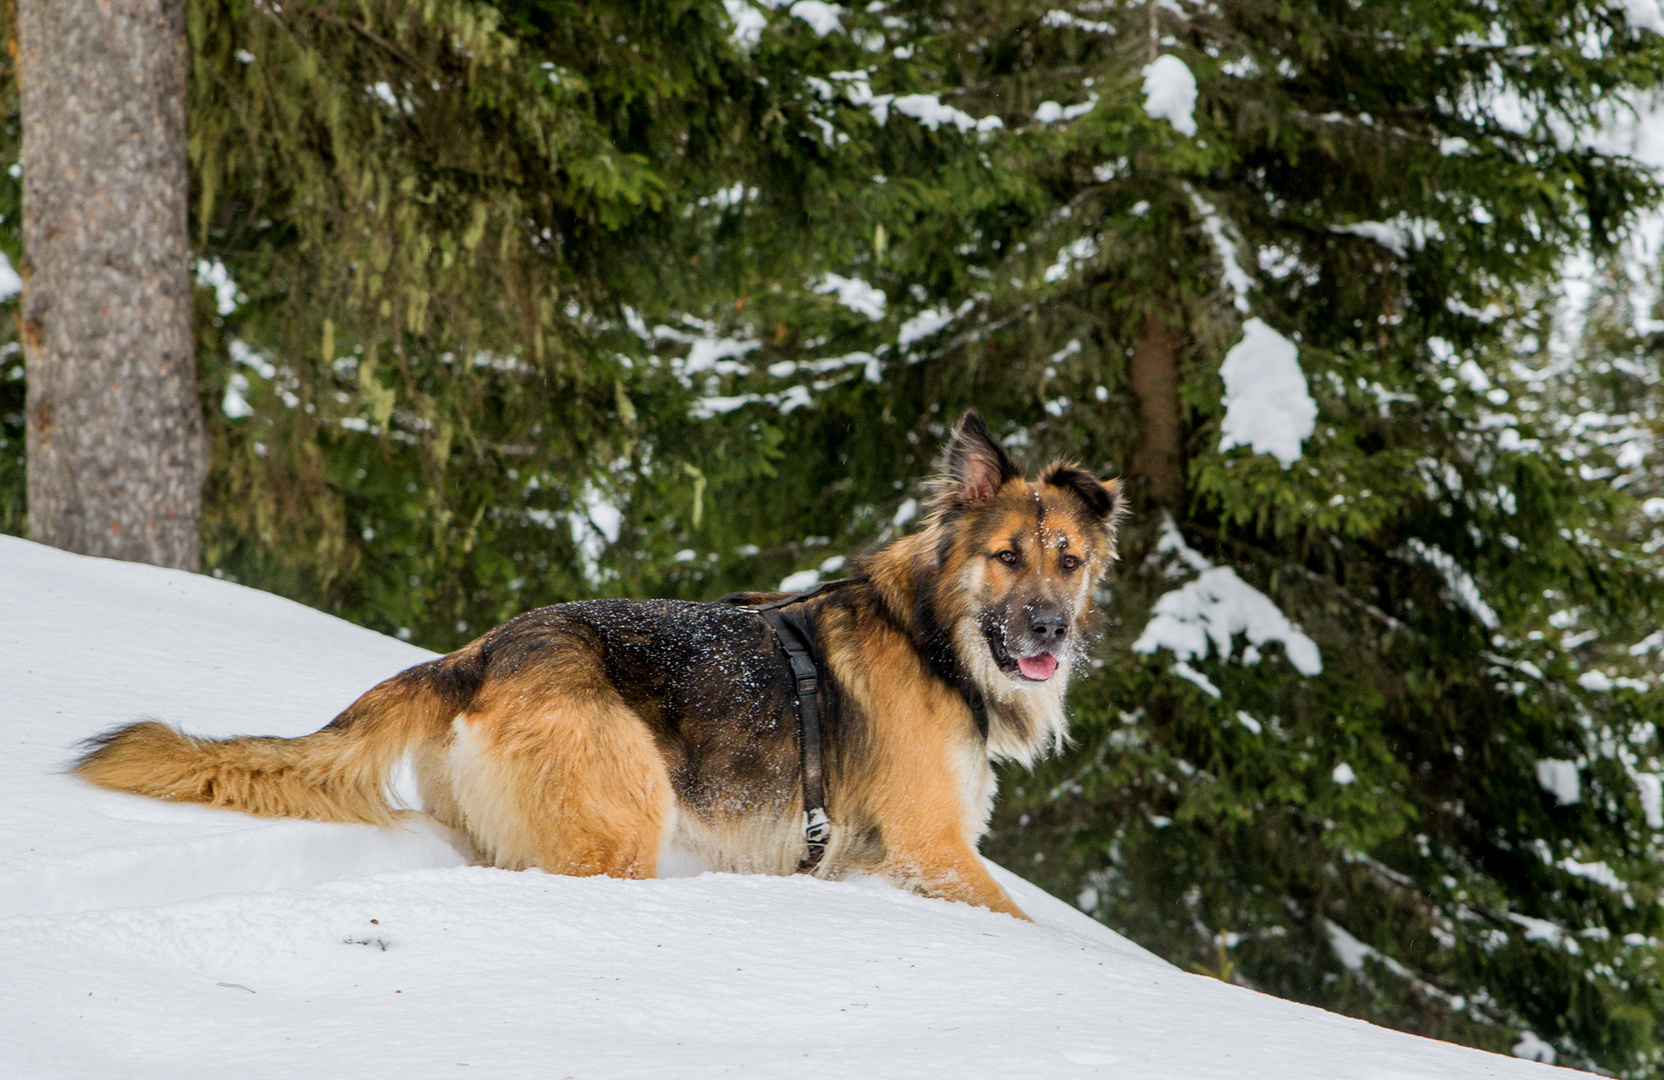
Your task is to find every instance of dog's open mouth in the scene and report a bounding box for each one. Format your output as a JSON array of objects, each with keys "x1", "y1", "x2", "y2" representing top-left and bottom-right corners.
[
  {"x1": 984, "y1": 628, "x2": 1059, "y2": 682},
  {"x1": 1015, "y1": 652, "x2": 1058, "y2": 681}
]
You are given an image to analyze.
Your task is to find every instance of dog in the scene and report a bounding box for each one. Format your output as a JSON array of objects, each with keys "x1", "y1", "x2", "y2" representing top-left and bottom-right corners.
[{"x1": 74, "y1": 409, "x2": 1122, "y2": 920}]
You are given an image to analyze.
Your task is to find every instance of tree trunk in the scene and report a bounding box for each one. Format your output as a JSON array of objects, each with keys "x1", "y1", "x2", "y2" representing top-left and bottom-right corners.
[
  {"x1": 18, "y1": 0, "x2": 205, "y2": 570},
  {"x1": 1127, "y1": 313, "x2": 1184, "y2": 508}
]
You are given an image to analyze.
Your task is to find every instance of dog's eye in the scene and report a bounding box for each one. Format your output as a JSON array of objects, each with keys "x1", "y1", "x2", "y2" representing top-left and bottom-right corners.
[
  {"x1": 1060, "y1": 554, "x2": 1081, "y2": 572},
  {"x1": 995, "y1": 550, "x2": 1018, "y2": 566}
]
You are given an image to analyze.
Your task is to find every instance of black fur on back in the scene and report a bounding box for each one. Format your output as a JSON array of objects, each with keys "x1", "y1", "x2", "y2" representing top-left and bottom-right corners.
[{"x1": 475, "y1": 599, "x2": 867, "y2": 817}]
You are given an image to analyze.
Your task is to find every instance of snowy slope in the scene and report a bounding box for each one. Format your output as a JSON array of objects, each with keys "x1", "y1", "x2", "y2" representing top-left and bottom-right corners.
[{"x1": 0, "y1": 536, "x2": 1582, "y2": 1078}]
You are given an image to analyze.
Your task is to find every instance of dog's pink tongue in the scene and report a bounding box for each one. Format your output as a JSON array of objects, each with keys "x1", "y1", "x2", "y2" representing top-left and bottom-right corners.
[{"x1": 1017, "y1": 653, "x2": 1057, "y2": 680}]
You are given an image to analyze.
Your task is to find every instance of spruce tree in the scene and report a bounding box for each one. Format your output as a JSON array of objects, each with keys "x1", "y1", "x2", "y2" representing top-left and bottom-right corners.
[{"x1": 658, "y1": 1, "x2": 1664, "y2": 1072}]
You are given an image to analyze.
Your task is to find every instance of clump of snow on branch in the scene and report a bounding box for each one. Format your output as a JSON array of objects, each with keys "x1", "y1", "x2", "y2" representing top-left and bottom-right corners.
[
  {"x1": 684, "y1": 335, "x2": 760, "y2": 374},
  {"x1": 1402, "y1": 538, "x2": 1498, "y2": 629},
  {"x1": 821, "y1": 72, "x2": 1003, "y2": 136},
  {"x1": 1135, "y1": 568, "x2": 1324, "y2": 676},
  {"x1": 723, "y1": 0, "x2": 767, "y2": 45},
  {"x1": 1507, "y1": 912, "x2": 1572, "y2": 948},
  {"x1": 222, "y1": 373, "x2": 254, "y2": 419},
  {"x1": 1217, "y1": 318, "x2": 1317, "y2": 467},
  {"x1": 1636, "y1": 774, "x2": 1664, "y2": 828},
  {"x1": 1558, "y1": 856, "x2": 1626, "y2": 892},
  {"x1": 1190, "y1": 191, "x2": 1253, "y2": 313},
  {"x1": 1169, "y1": 662, "x2": 1221, "y2": 698},
  {"x1": 1189, "y1": 191, "x2": 1319, "y2": 472},
  {"x1": 195, "y1": 259, "x2": 239, "y2": 316},
  {"x1": 692, "y1": 383, "x2": 817, "y2": 418},
  {"x1": 891, "y1": 93, "x2": 1004, "y2": 134},
  {"x1": 779, "y1": 553, "x2": 847, "y2": 592},
  {"x1": 1044, "y1": 236, "x2": 1099, "y2": 283},
  {"x1": 1331, "y1": 215, "x2": 1445, "y2": 257},
  {"x1": 1141, "y1": 55, "x2": 1197, "y2": 137},
  {"x1": 1512, "y1": 1032, "x2": 1558, "y2": 1066},
  {"x1": 815, "y1": 273, "x2": 887, "y2": 320},
  {"x1": 1536, "y1": 759, "x2": 1581, "y2": 805},
  {"x1": 897, "y1": 304, "x2": 964, "y2": 347},
  {"x1": 1133, "y1": 515, "x2": 1323, "y2": 678},
  {"x1": 1034, "y1": 95, "x2": 1098, "y2": 124},
  {"x1": 568, "y1": 483, "x2": 623, "y2": 585},
  {"x1": 1327, "y1": 920, "x2": 1405, "y2": 976},
  {"x1": 1041, "y1": 8, "x2": 1113, "y2": 33},
  {"x1": 780, "y1": 568, "x2": 821, "y2": 591},
  {"x1": 1578, "y1": 669, "x2": 1651, "y2": 692},
  {"x1": 1616, "y1": 0, "x2": 1664, "y2": 35},
  {"x1": 786, "y1": 0, "x2": 843, "y2": 36}
]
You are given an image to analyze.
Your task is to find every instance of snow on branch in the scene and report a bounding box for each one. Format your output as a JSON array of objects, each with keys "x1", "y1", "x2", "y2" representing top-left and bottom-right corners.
[
  {"x1": 1190, "y1": 191, "x2": 1253, "y2": 313},
  {"x1": 1034, "y1": 95, "x2": 1098, "y2": 124},
  {"x1": 567, "y1": 482, "x2": 623, "y2": 585},
  {"x1": 1141, "y1": 55, "x2": 1197, "y2": 136},
  {"x1": 1331, "y1": 215, "x2": 1445, "y2": 257},
  {"x1": 723, "y1": 0, "x2": 768, "y2": 45},
  {"x1": 1535, "y1": 759, "x2": 1581, "y2": 805},
  {"x1": 1218, "y1": 319, "x2": 1317, "y2": 468},
  {"x1": 1133, "y1": 515, "x2": 1324, "y2": 678},
  {"x1": 821, "y1": 72, "x2": 1002, "y2": 136},
  {"x1": 814, "y1": 273, "x2": 887, "y2": 320},
  {"x1": 1616, "y1": 0, "x2": 1664, "y2": 35},
  {"x1": 891, "y1": 93, "x2": 1004, "y2": 134},
  {"x1": 1402, "y1": 538, "x2": 1498, "y2": 629},
  {"x1": 785, "y1": 1, "x2": 843, "y2": 37}
]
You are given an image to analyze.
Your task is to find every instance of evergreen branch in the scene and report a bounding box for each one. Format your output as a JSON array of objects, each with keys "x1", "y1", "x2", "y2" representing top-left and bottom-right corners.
[{"x1": 290, "y1": 4, "x2": 426, "y2": 72}]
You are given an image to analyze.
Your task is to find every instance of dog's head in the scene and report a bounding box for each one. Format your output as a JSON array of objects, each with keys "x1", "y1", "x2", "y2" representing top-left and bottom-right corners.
[{"x1": 920, "y1": 410, "x2": 1122, "y2": 750}]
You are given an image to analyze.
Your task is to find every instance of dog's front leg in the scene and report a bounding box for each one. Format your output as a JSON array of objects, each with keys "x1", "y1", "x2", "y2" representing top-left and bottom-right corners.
[{"x1": 879, "y1": 836, "x2": 1031, "y2": 921}]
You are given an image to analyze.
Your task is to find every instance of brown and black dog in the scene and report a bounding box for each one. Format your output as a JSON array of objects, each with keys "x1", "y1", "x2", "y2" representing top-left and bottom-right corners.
[{"x1": 74, "y1": 410, "x2": 1122, "y2": 919}]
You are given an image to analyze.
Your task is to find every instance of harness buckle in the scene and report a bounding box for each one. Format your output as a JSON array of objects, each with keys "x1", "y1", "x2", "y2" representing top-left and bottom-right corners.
[
  {"x1": 803, "y1": 807, "x2": 831, "y2": 845},
  {"x1": 796, "y1": 674, "x2": 818, "y2": 698}
]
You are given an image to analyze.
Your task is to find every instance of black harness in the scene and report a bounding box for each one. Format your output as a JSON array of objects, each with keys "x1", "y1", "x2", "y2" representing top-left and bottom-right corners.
[{"x1": 724, "y1": 579, "x2": 855, "y2": 874}]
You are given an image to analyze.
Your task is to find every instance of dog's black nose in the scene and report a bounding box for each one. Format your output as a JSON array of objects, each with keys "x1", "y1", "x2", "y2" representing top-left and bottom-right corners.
[{"x1": 1029, "y1": 607, "x2": 1068, "y2": 642}]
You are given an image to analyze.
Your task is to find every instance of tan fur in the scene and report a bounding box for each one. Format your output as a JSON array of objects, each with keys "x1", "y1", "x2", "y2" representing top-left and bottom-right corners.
[
  {"x1": 72, "y1": 662, "x2": 461, "y2": 827},
  {"x1": 821, "y1": 613, "x2": 1023, "y2": 917},
  {"x1": 437, "y1": 666, "x2": 672, "y2": 877},
  {"x1": 72, "y1": 412, "x2": 1121, "y2": 921}
]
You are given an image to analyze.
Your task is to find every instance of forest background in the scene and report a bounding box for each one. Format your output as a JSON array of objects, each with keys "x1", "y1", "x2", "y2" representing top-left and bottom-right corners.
[{"x1": 6, "y1": 0, "x2": 1664, "y2": 1074}]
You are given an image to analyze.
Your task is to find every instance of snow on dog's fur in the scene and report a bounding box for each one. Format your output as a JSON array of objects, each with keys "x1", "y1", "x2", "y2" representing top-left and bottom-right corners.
[{"x1": 75, "y1": 410, "x2": 1122, "y2": 919}]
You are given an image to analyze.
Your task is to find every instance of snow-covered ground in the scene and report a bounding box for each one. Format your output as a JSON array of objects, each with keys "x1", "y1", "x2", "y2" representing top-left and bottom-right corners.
[{"x1": 0, "y1": 536, "x2": 1582, "y2": 1078}]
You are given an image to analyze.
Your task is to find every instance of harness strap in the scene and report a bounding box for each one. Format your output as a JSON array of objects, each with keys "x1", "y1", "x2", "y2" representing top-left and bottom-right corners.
[
  {"x1": 744, "y1": 577, "x2": 856, "y2": 612},
  {"x1": 725, "y1": 577, "x2": 992, "y2": 873},
  {"x1": 725, "y1": 578, "x2": 855, "y2": 874},
  {"x1": 759, "y1": 608, "x2": 831, "y2": 873}
]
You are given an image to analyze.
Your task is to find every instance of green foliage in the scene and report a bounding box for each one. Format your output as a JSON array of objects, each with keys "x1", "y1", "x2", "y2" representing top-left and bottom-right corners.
[
  {"x1": 7, "y1": 0, "x2": 1664, "y2": 1072},
  {"x1": 184, "y1": 0, "x2": 795, "y2": 639}
]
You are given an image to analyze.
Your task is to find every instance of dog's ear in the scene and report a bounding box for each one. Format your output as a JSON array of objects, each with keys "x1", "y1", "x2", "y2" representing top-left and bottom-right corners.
[
  {"x1": 932, "y1": 409, "x2": 1021, "y2": 509},
  {"x1": 1042, "y1": 461, "x2": 1122, "y2": 523}
]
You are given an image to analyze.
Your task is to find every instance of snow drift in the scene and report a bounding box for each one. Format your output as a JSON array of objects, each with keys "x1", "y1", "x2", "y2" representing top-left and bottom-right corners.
[{"x1": 0, "y1": 536, "x2": 1581, "y2": 1077}]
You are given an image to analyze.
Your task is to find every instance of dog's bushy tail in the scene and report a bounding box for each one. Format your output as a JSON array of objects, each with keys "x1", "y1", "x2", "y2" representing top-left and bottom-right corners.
[{"x1": 73, "y1": 652, "x2": 480, "y2": 825}]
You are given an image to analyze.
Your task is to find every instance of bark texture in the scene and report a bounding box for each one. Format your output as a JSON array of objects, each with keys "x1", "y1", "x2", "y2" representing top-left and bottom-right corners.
[
  {"x1": 1127, "y1": 314, "x2": 1184, "y2": 508},
  {"x1": 18, "y1": 0, "x2": 205, "y2": 569}
]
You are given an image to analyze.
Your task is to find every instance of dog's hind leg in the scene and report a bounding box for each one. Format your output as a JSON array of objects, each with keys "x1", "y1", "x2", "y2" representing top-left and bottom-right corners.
[{"x1": 439, "y1": 659, "x2": 673, "y2": 879}]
